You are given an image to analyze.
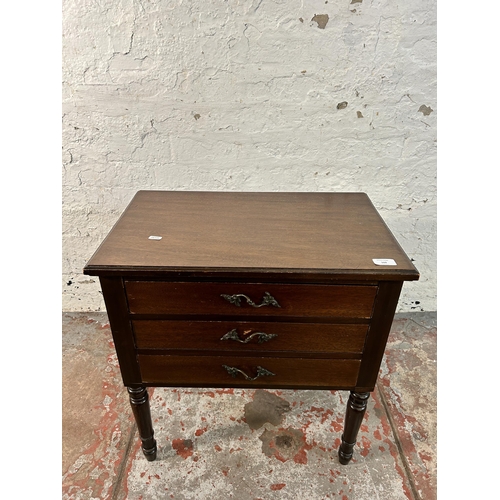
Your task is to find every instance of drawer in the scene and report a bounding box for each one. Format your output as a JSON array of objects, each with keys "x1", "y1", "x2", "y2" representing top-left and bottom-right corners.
[
  {"x1": 132, "y1": 320, "x2": 368, "y2": 355},
  {"x1": 125, "y1": 281, "x2": 377, "y2": 319},
  {"x1": 138, "y1": 354, "x2": 361, "y2": 389}
]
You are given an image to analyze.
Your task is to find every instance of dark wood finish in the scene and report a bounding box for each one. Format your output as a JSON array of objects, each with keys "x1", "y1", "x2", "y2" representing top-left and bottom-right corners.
[
  {"x1": 132, "y1": 320, "x2": 369, "y2": 355},
  {"x1": 125, "y1": 281, "x2": 377, "y2": 319},
  {"x1": 84, "y1": 191, "x2": 419, "y2": 281},
  {"x1": 338, "y1": 391, "x2": 370, "y2": 465},
  {"x1": 137, "y1": 354, "x2": 360, "y2": 388},
  {"x1": 355, "y1": 281, "x2": 404, "y2": 391},
  {"x1": 127, "y1": 387, "x2": 157, "y2": 461},
  {"x1": 98, "y1": 277, "x2": 142, "y2": 386},
  {"x1": 83, "y1": 191, "x2": 419, "y2": 464}
]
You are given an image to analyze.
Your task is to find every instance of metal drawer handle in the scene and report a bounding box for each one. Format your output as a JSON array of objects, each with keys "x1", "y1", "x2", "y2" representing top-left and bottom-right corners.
[
  {"x1": 222, "y1": 365, "x2": 276, "y2": 381},
  {"x1": 220, "y1": 292, "x2": 281, "y2": 308},
  {"x1": 220, "y1": 329, "x2": 278, "y2": 344}
]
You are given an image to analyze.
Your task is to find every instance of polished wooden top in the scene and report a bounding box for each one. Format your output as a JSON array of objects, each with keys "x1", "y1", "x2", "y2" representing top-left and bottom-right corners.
[{"x1": 84, "y1": 191, "x2": 419, "y2": 280}]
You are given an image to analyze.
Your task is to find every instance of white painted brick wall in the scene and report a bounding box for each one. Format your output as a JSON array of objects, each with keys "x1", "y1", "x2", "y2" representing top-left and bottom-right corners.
[{"x1": 62, "y1": 0, "x2": 436, "y2": 312}]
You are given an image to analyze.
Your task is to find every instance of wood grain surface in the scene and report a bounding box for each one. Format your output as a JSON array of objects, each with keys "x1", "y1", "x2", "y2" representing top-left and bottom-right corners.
[
  {"x1": 84, "y1": 191, "x2": 419, "y2": 280},
  {"x1": 137, "y1": 354, "x2": 361, "y2": 389},
  {"x1": 132, "y1": 320, "x2": 369, "y2": 355},
  {"x1": 125, "y1": 281, "x2": 377, "y2": 318}
]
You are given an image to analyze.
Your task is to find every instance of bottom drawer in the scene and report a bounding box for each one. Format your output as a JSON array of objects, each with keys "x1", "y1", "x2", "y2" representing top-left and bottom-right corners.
[{"x1": 138, "y1": 355, "x2": 360, "y2": 389}]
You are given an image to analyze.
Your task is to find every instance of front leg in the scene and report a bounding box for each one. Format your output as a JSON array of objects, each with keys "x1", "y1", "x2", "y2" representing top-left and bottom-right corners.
[
  {"x1": 338, "y1": 391, "x2": 370, "y2": 465},
  {"x1": 128, "y1": 386, "x2": 157, "y2": 461}
]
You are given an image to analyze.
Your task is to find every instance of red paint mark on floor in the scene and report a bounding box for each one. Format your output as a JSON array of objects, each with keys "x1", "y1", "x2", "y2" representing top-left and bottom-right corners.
[
  {"x1": 270, "y1": 483, "x2": 286, "y2": 491},
  {"x1": 63, "y1": 350, "x2": 136, "y2": 500},
  {"x1": 172, "y1": 439, "x2": 194, "y2": 459},
  {"x1": 360, "y1": 436, "x2": 371, "y2": 457},
  {"x1": 195, "y1": 426, "x2": 208, "y2": 437},
  {"x1": 373, "y1": 429, "x2": 382, "y2": 440},
  {"x1": 293, "y1": 447, "x2": 309, "y2": 464},
  {"x1": 300, "y1": 420, "x2": 312, "y2": 433},
  {"x1": 331, "y1": 420, "x2": 342, "y2": 432},
  {"x1": 214, "y1": 445, "x2": 222, "y2": 452},
  {"x1": 310, "y1": 406, "x2": 325, "y2": 413},
  {"x1": 320, "y1": 409, "x2": 334, "y2": 424},
  {"x1": 215, "y1": 388, "x2": 234, "y2": 395},
  {"x1": 121, "y1": 438, "x2": 142, "y2": 498},
  {"x1": 377, "y1": 372, "x2": 436, "y2": 499},
  {"x1": 419, "y1": 450, "x2": 432, "y2": 463},
  {"x1": 383, "y1": 434, "x2": 414, "y2": 500},
  {"x1": 377, "y1": 386, "x2": 432, "y2": 498},
  {"x1": 304, "y1": 406, "x2": 334, "y2": 425},
  {"x1": 274, "y1": 454, "x2": 288, "y2": 463},
  {"x1": 264, "y1": 427, "x2": 313, "y2": 465}
]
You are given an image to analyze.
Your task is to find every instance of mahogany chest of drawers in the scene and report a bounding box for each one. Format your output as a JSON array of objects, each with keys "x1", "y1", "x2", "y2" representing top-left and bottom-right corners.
[{"x1": 83, "y1": 191, "x2": 419, "y2": 463}]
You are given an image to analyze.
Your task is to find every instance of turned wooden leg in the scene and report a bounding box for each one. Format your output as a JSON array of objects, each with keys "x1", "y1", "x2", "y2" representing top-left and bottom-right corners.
[
  {"x1": 338, "y1": 391, "x2": 370, "y2": 465},
  {"x1": 128, "y1": 386, "x2": 157, "y2": 461}
]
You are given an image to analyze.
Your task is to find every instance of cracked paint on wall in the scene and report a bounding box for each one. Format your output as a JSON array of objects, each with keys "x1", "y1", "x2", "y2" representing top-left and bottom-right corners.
[
  {"x1": 311, "y1": 14, "x2": 330, "y2": 29},
  {"x1": 418, "y1": 104, "x2": 433, "y2": 116},
  {"x1": 62, "y1": 0, "x2": 436, "y2": 313}
]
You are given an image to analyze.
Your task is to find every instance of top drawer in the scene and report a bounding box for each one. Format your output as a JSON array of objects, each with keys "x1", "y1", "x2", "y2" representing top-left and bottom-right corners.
[{"x1": 125, "y1": 281, "x2": 377, "y2": 319}]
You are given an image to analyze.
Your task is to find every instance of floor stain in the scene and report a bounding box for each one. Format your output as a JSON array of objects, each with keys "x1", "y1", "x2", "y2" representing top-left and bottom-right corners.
[
  {"x1": 171, "y1": 438, "x2": 194, "y2": 459},
  {"x1": 259, "y1": 427, "x2": 312, "y2": 464},
  {"x1": 244, "y1": 390, "x2": 291, "y2": 430}
]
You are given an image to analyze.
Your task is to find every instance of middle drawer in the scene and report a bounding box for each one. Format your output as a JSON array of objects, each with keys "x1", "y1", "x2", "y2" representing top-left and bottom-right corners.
[{"x1": 132, "y1": 320, "x2": 369, "y2": 355}]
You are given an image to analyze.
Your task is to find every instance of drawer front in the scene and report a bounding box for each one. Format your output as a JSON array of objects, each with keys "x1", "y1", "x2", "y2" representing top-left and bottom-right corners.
[
  {"x1": 125, "y1": 281, "x2": 377, "y2": 319},
  {"x1": 138, "y1": 354, "x2": 360, "y2": 389},
  {"x1": 133, "y1": 320, "x2": 368, "y2": 355}
]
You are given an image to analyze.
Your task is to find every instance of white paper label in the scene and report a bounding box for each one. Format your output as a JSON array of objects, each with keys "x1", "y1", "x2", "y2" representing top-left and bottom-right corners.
[
  {"x1": 372, "y1": 258, "x2": 397, "y2": 266},
  {"x1": 148, "y1": 235, "x2": 162, "y2": 240}
]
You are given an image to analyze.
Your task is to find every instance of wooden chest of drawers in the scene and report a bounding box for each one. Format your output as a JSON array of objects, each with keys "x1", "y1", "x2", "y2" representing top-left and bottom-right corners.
[{"x1": 83, "y1": 191, "x2": 419, "y2": 464}]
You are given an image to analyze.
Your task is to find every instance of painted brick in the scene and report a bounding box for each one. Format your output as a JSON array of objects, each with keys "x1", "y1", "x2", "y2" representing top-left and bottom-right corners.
[{"x1": 62, "y1": 0, "x2": 436, "y2": 312}]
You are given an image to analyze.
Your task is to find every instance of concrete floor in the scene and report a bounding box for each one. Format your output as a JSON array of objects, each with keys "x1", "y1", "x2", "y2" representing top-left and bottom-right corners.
[{"x1": 62, "y1": 312, "x2": 436, "y2": 500}]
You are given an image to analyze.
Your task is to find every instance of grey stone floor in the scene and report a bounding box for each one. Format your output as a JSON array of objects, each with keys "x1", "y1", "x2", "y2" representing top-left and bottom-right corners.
[{"x1": 62, "y1": 312, "x2": 436, "y2": 500}]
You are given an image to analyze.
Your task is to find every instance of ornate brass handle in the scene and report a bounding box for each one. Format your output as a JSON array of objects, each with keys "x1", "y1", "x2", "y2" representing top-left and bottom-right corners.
[
  {"x1": 220, "y1": 292, "x2": 281, "y2": 308},
  {"x1": 220, "y1": 329, "x2": 278, "y2": 344},
  {"x1": 222, "y1": 365, "x2": 276, "y2": 381}
]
